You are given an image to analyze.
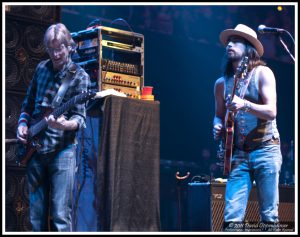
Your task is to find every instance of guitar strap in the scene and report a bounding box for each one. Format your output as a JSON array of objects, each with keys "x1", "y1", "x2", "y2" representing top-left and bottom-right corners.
[
  {"x1": 52, "y1": 63, "x2": 77, "y2": 108},
  {"x1": 223, "y1": 66, "x2": 256, "y2": 107},
  {"x1": 233, "y1": 67, "x2": 260, "y2": 120},
  {"x1": 236, "y1": 66, "x2": 256, "y2": 99}
]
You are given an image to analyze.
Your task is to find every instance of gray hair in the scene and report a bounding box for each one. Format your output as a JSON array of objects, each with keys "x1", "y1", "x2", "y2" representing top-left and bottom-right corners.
[{"x1": 44, "y1": 23, "x2": 76, "y2": 52}]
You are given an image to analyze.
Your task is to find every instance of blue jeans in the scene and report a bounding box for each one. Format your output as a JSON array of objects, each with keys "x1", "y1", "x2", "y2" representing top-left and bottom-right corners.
[
  {"x1": 26, "y1": 144, "x2": 77, "y2": 231},
  {"x1": 224, "y1": 144, "x2": 282, "y2": 222}
]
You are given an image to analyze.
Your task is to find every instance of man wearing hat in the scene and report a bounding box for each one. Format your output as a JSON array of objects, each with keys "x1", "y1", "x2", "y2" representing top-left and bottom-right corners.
[{"x1": 213, "y1": 24, "x2": 282, "y2": 230}]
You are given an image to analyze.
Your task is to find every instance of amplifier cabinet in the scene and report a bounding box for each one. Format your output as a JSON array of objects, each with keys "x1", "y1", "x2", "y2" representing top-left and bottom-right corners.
[
  {"x1": 5, "y1": 5, "x2": 60, "y2": 24},
  {"x1": 5, "y1": 5, "x2": 61, "y2": 231},
  {"x1": 186, "y1": 182, "x2": 211, "y2": 231},
  {"x1": 186, "y1": 182, "x2": 295, "y2": 232},
  {"x1": 211, "y1": 183, "x2": 295, "y2": 231},
  {"x1": 5, "y1": 166, "x2": 31, "y2": 231},
  {"x1": 5, "y1": 6, "x2": 61, "y2": 93}
]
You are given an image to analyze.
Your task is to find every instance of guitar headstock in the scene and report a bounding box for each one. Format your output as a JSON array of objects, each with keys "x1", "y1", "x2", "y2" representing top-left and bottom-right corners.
[
  {"x1": 77, "y1": 90, "x2": 97, "y2": 103},
  {"x1": 236, "y1": 56, "x2": 249, "y2": 79}
]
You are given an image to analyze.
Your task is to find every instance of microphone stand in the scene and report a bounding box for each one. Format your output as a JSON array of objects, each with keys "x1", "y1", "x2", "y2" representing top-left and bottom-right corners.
[
  {"x1": 277, "y1": 31, "x2": 295, "y2": 63},
  {"x1": 175, "y1": 171, "x2": 190, "y2": 231}
]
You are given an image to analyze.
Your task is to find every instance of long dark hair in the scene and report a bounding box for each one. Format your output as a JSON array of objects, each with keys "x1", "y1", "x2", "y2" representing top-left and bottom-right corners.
[{"x1": 221, "y1": 41, "x2": 266, "y2": 78}]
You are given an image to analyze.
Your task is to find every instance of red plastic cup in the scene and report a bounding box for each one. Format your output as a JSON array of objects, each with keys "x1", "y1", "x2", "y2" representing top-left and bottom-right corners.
[{"x1": 142, "y1": 86, "x2": 153, "y2": 95}]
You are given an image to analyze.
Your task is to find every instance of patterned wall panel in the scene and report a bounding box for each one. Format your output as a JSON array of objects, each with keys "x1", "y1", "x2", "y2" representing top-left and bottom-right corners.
[{"x1": 5, "y1": 6, "x2": 61, "y2": 231}]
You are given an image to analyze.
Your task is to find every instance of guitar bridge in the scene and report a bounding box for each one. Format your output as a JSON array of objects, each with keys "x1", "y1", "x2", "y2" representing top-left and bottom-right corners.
[
  {"x1": 31, "y1": 139, "x2": 42, "y2": 149},
  {"x1": 217, "y1": 141, "x2": 225, "y2": 161}
]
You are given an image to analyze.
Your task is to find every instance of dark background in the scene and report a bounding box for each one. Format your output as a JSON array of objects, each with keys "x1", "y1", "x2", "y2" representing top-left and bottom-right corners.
[
  {"x1": 61, "y1": 4, "x2": 295, "y2": 176},
  {"x1": 4, "y1": 4, "x2": 296, "y2": 231},
  {"x1": 61, "y1": 5, "x2": 296, "y2": 230}
]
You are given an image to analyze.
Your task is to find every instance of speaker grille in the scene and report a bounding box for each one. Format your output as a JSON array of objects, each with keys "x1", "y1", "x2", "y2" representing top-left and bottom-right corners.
[
  {"x1": 5, "y1": 18, "x2": 49, "y2": 92},
  {"x1": 244, "y1": 201, "x2": 260, "y2": 222},
  {"x1": 6, "y1": 21, "x2": 21, "y2": 51},
  {"x1": 211, "y1": 183, "x2": 295, "y2": 231},
  {"x1": 6, "y1": 55, "x2": 21, "y2": 89},
  {"x1": 24, "y1": 25, "x2": 46, "y2": 57},
  {"x1": 5, "y1": 167, "x2": 31, "y2": 231},
  {"x1": 5, "y1": 92, "x2": 26, "y2": 166},
  {"x1": 5, "y1": 6, "x2": 61, "y2": 232},
  {"x1": 279, "y1": 203, "x2": 295, "y2": 221},
  {"x1": 211, "y1": 200, "x2": 225, "y2": 231},
  {"x1": 6, "y1": 92, "x2": 24, "y2": 131},
  {"x1": 6, "y1": 6, "x2": 60, "y2": 24},
  {"x1": 5, "y1": 208, "x2": 18, "y2": 231}
]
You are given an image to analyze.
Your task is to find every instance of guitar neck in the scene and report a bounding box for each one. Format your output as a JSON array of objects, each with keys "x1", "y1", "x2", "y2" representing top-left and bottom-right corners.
[
  {"x1": 28, "y1": 91, "x2": 96, "y2": 139},
  {"x1": 230, "y1": 75, "x2": 238, "y2": 101},
  {"x1": 52, "y1": 95, "x2": 79, "y2": 118},
  {"x1": 230, "y1": 56, "x2": 249, "y2": 101},
  {"x1": 28, "y1": 118, "x2": 47, "y2": 139},
  {"x1": 221, "y1": 57, "x2": 248, "y2": 176}
]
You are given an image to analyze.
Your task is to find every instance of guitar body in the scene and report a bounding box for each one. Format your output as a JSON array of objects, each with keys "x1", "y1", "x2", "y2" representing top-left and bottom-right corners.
[
  {"x1": 18, "y1": 142, "x2": 38, "y2": 166},
  {"x1": 221, "y1": 56, "x2": 249, "y2": 176},
  {"x1": 223, "y1": 111, "x2": 235, "y2": 175},
  {"x1": 16, "y1": 89, "x2": 125, "y2": 166},
  {"x1": 17, "y1": 118, "x2": 46, "y2": 166},
  {"x1": 17, "y1": 90, "x2": 98, "y2": 166}
]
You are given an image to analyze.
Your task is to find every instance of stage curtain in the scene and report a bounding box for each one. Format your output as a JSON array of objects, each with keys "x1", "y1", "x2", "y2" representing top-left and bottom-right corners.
[{"x1": 96, "y1": 96, "x2": 160, "y2": 231}]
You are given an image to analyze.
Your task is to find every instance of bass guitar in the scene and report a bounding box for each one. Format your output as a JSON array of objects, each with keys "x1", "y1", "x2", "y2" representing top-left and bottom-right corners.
[{"x1": 17, "y1": 89, "x2": 126, "y2": 165}]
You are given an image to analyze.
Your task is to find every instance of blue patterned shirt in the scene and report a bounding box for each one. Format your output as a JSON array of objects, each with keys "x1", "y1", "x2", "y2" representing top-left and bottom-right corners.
[{"x1": 18, "y1": 59, "x2": 90, "y2": 154}]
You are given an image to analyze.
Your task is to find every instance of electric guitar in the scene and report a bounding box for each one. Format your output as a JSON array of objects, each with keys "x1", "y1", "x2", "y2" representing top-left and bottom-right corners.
[
  {"x1": 17, "y1": 89, "x2": 126, "y2": 166},
  {"x1": 220, "y1": 56, "x2": 249, "y2": 175}
]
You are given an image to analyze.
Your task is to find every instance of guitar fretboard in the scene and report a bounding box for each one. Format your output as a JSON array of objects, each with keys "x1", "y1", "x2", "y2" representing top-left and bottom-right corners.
[{"x1": 28, "y1": 91, "x2": 96, "y2": 139}]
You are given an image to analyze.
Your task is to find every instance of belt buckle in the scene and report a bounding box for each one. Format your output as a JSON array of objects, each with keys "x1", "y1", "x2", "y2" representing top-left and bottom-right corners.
[
  {"x1": 242, "y1": 144, "x2": 252, "y2": 152},
  {"x1": 272, "y1": 138, "x2": 280, "y2": 145}
]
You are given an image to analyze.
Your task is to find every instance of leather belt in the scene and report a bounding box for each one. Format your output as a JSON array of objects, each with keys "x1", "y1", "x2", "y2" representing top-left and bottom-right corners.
[
  {"x1": 262, "y1": 138, "x2": 280, "y2": 146},
  {"x1": 239, "y1": 138, "x2": 280, "y2": 152}
]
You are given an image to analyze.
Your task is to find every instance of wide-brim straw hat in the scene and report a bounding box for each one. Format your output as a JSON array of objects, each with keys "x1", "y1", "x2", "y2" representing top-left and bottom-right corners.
[{"x1": 219, "y1": 24, "x2": 264, "y2": 57}]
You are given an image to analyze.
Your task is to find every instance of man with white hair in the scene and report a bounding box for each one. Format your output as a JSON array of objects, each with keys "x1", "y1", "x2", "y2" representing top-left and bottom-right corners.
[{"x1": 17, "y1": 23, "x2": 90, "y2": 231}]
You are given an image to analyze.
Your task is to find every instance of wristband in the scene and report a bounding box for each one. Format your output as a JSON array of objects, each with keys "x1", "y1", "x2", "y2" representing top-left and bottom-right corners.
[
  {"x1": 18, "y1": 118, "x2": 28, "y2": 126},
  {"x1": 243, "y1": 100, "x2": 251, "y2": 112}
]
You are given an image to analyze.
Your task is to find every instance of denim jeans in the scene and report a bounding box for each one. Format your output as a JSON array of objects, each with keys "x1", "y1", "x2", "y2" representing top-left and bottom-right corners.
[
  {"x1": 26, "y1": 144, "x2": 77, "y2": 231},
  {"x1": 224, "y1": 144, "x2": 282, "y2": 223}
]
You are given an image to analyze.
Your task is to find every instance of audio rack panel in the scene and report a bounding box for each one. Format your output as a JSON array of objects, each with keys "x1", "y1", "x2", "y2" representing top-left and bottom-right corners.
[
  {"x1": 71, "y1": 26, "x2": 144, "y2": 99},
  {"x1": 102, "y1": 71, "x2": 141, "y2": 88}
]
